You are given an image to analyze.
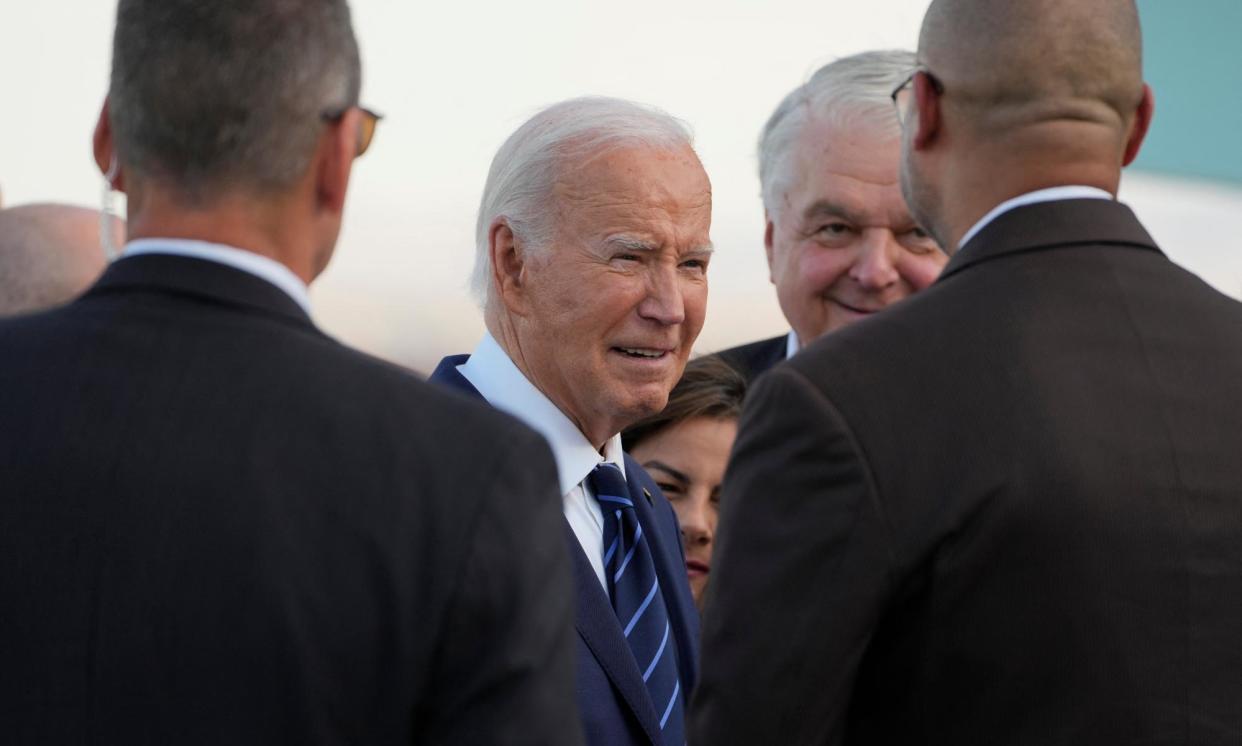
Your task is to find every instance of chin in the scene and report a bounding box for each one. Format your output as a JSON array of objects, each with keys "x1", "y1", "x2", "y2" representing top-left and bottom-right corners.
[
  {"x1": 691, "y1": 580, "x2": 707, "y2": 611},
  {"x1": 613, "y1": 389, "x2": 670, "y2": 430}
]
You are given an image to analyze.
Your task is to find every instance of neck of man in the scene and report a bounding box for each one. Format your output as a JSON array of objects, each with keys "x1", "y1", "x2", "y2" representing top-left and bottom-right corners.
[
  {"x1": 124, "y1": 180, "x2": 325, "y2": 284},
  {"x1": 937, "y1": 122, "x2": 1124, "y2": 251},
  {"x1": 485, "y1": 307, "x2": 615, "y2": 452}
]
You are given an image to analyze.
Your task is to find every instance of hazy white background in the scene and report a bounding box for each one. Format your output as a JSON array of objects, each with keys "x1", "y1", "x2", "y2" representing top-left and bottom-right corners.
[{"x1": 4, "y1": 1, "x2": 1240, "y2": 371}]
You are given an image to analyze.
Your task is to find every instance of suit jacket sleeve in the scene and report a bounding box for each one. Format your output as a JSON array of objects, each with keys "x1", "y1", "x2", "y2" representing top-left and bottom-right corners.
[
  {"x1": 419, "y1": 430, "x2": 584, "y2": 746},
  {"x1": 689, "y1": 365, "x2": 895, "y2": 745}
]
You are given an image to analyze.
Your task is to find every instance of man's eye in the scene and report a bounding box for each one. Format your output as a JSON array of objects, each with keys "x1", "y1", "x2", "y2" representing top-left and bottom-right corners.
[
  {"x1": 681, "y1": 259, "x2": 707, "y2": 272},
  {"x1": 816, "y1": 222, "x2": 853, "y2": 238},
  {"x1": 902, "y1": 227, "x2": 938, "y2": 253},
  {"x1": 614, "y1": 253, "x2": 641, "y2": 263}
]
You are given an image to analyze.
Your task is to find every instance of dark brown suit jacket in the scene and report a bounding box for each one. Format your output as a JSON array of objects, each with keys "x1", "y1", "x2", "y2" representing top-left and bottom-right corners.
[{"x1": 691, "y1": 199, "x2": 1242, "y2": 744}]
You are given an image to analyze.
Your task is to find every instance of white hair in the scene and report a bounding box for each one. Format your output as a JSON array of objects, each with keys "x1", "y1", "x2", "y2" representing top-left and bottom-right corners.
[
  {"x1": 470, "y1": 96, "x2": 695, "y2": 306},
  {"x1": 758, "y1": 49, "x2": 916, "y2": 215}
]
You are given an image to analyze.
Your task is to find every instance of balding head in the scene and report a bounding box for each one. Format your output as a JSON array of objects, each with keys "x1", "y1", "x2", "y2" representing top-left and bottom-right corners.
[
  {"x1": 920, "y1": 0, "x2": 1143, "y2": 131},
  {"x1": 0, "y1": 204, "x2": 124, "y2": 317},
  {"x1": 900, "y1": 0, "x2": 1153, "y2": 250}
]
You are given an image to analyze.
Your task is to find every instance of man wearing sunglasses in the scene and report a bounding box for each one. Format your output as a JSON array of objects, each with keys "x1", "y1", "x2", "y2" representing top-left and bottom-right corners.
[
  {"x1": 694, "y1": 0, "x2": 1242, "y2": 743},
  {"x1": 0, "y1": 2, "x2": 580, "y2": 744}
]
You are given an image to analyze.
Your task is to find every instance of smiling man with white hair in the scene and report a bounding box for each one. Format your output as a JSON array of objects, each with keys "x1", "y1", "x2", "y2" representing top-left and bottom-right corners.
[
  {"x1": 432, "y1": 96, "x2": 711, "y2": 746},
  {"x1": 719, "y1": 50, "x2": 947, "y2": 381}
]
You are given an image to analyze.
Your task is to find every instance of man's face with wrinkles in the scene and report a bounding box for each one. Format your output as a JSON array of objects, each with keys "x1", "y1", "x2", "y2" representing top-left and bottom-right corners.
[{"x1": 766, "y1": 117, "x2": 946, "y2": 347}]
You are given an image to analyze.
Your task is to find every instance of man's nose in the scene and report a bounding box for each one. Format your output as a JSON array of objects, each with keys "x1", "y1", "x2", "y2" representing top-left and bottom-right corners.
[
  {"x1": 637, "y1": 265, "x2": 686, "y2": 325},
  {"x1": 849, "y1": 232, "x2": 901, "y2": 290}
]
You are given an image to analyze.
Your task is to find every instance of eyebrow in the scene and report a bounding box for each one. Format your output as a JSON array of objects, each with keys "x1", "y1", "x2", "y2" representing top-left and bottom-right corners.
[
  {"x1": 605, "y1": 235, "x2": 715, "y2": 256},
  {"x1": 642, "y1": 460, "x2": 689, "y2": 483},
  {"x1": 606, "y1": 235, "x2": 659, "y2": 252},
  {"x1": 801, "y1": 200, "x2": 866, "y2": 226}
]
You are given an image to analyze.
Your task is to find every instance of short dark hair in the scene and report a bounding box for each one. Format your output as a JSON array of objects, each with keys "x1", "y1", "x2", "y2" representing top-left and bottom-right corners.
[
  {"x1": 109, "y1": 0, "x2": 361, "y2": 201},
  {"x1": 622, "y1": 355, "x2": 748, "y2": 451}
]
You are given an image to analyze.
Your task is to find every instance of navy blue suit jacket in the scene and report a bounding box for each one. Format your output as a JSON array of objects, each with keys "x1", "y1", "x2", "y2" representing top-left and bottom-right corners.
[
  {"x1": 717, "y1": 334, "x2": 788, "y2": 383},
  {"x1": 430, "y1": 355, "x2": 700, "y2": 746}
]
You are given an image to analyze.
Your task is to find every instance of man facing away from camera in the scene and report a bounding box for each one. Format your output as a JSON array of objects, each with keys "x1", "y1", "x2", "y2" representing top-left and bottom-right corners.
[
  {"x1": 0, "y1": 2, "x2": 580, "y2": 744},
  {"x1": 693, "y1": 0, "x2": 1242, "y2": 743},
  {"x1": 718, "y1": 50, "x2": 947, "y2": 381},
  {"x1": 431, "y1": 96, "x2": 709, "y2": 746}
]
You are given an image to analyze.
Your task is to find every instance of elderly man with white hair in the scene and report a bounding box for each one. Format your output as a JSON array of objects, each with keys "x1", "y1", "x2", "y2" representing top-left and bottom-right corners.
[
  {"x1": 719, "y1": 50, "x2": 948, "y2": 381},
  {"x1": 431, "y1": 96, "x2": 710, "y2": 746}
]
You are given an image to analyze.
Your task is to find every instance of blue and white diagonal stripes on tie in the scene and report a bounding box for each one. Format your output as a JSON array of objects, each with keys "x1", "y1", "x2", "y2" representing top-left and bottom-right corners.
[{"x1": 588, "y1": 463, "x2": 685, "y2": 746}]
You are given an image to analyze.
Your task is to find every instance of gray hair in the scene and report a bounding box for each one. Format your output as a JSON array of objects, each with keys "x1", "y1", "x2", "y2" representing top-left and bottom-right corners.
[
  {"x1": 758, "y1": 50, "x2": 915, "y2": 215},
  {"x1": 109, "y1": 0, "x2": 361, "y2": 202},
  {"x1": 471, "y1": 96, "x2": 695, "y2": 306}
]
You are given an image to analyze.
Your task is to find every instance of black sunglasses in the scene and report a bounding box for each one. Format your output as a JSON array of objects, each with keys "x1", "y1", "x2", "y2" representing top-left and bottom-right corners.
[{"x1": 321, "y1": 106, "x2": 383, "y2": 157}]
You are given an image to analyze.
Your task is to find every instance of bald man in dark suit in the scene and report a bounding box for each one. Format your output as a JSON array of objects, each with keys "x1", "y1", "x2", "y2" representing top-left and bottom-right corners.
[{"x1": 693, "y1": 1, "x2": 1242, "y2": 743}]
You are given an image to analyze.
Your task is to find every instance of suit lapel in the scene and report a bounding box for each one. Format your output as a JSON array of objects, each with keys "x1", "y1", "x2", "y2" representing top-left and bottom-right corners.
[
  {"x1": 429, "y1": 357, "x2": 668, "y2": 743},
  {"x1": 625, "y1": 456, "x2": 700, "y2": 692},
  {"x1": 564, "y1": 523, "x2": 665, "y2": 744}
]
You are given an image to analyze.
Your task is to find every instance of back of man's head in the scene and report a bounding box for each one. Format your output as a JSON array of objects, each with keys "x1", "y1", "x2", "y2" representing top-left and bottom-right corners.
[
  {"x1": 0, "y1": 204, "x2": 123, "y2": 317},
  {"x1": 919, "y1": 0, "x2": 1143, "y2": 145},
  {"x1": 109, "y1": 0, "x2": 360, "y2": 204},
  {"x1": 904, "y1": 0, "x2": 1149, "y2": 247}
]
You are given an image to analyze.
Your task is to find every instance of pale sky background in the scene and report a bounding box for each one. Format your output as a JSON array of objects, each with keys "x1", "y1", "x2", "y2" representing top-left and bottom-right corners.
[{"x1": 4, "y1": 1, "x2": 1240, "y2": 372}]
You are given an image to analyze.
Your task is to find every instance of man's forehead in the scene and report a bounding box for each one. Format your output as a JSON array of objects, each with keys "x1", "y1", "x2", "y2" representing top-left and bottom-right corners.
[
  {"x1": 789, "y1": 116, "x2": 901, "y2": 181},
  {"x1": 785, "y1": 171, "x2": 915, "y2": 228},
  {"x1": 555, "y1": 144, "x2": 709, "y2": 203},
  {"x1": 778, "y1": 119, "x2": 908, "y2": 222}
]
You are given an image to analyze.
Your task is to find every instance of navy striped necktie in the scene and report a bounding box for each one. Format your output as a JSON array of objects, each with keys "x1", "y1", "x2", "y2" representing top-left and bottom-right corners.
[{"x1": 588, "y1": 463, "x2": 685, "y2": 746}]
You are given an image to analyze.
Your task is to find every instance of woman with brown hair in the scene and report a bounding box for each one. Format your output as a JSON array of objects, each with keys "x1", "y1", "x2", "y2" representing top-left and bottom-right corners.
[{"x1": 622, "y1": 355, "x2": 747, "y2": 612}]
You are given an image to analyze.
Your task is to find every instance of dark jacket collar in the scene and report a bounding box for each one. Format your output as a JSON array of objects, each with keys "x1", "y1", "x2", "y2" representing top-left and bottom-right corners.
[
  {"x1": 87, "y1": 254, "x2": 314, "y2": 328},
  {"x1": 941, "y1": 198, "x2": 1162, "y2": 281}
]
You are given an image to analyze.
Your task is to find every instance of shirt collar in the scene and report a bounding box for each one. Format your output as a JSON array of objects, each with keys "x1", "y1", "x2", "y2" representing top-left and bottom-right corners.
[
  {"x1": 458, "y1": 332, "x2": 626, "y2": 495},
  {"x1": 957, "y1": 186, "x2": 1114, "y2": 252},
  {"x1": 123, "y1": 238, "x2": 312, "y2": 316},
  {"x1": 786, "y1": 330, "x2": 800, "y2": 360}
]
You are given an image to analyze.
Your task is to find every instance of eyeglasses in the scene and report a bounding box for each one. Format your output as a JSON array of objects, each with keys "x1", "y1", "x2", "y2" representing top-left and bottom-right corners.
[
  {"x1": 321, "y1": 105, "x2": 383, "y2": 157},
  {"x1": 890, "y1": 68, "x2": 945, "y2": 124}
]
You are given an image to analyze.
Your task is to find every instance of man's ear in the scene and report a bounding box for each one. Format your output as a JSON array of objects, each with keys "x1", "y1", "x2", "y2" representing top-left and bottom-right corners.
[
  {"x1": 93, "y1": 97, "x2": 126, "y2": 193},
  {"x1": 314, "y1": 108, "x2": 359, "y2": 215},
  {"x1": 1122, "y1": 84, "x2": 1155, "y2": 167},
  {"x1": 912, "y1": 71, "x2": 942, "y2": 150},
  {"x1": 490, "y1": 219, "x2": 533, "y2": 316},
  {"x1": 763, "y1": 210, "x2": 777, "y2": 284}
]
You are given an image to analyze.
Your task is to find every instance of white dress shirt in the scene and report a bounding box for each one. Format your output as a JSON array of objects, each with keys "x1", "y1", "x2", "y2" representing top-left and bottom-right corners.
[
  {"x1": 786, "y1": 330, "x2": 800, "y2": 360},
  {"x1": 124, "y1": 238, "x2": 313, "y2": 316},
  {"x1": 957, "y1": 185, "x2": 1114, "y2": 251},
  {"x1": 458, "y1": 332, "x2": 624, "y2": 590}
]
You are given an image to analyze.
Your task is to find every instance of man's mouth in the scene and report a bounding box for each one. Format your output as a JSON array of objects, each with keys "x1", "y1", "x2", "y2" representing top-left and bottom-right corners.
[
  {"x1": 832, "y1": 299, "x2": 883, "y2": 315},
  {"x1": 685, "y1": 559, "x2": 710, "y2": 576},
  {"x1": 613, "y1": 346, "x2": 671, "y2": 360}
]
